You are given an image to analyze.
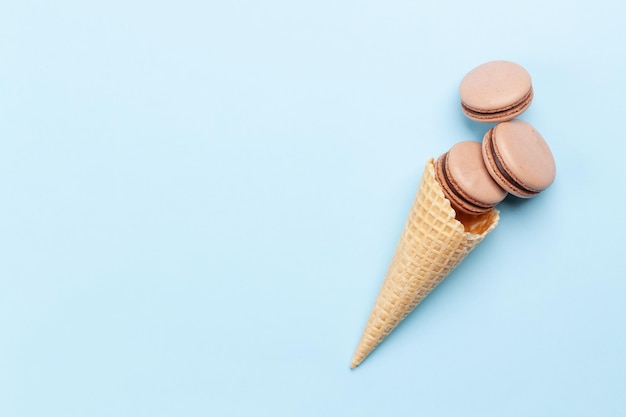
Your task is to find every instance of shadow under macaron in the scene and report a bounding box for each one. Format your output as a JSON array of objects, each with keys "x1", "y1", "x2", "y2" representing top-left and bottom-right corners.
[
  {"x1": 497, "y1": 192, "x2": 553, "y2": 217},
  {"x1": 458, "y1": 111, "x2": 495, "y2": 141}
]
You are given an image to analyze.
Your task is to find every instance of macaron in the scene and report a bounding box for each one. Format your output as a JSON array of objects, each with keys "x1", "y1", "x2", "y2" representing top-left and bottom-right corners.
[
  {"x1": 459, "y1": 60, "x2": 533, "y2": 123},
  {"x1": 482, "y1": 120, "x2": 556, "y2": 198},
  {"x1": 435, "y1": 141, "x2": 507, "y2": 215}
]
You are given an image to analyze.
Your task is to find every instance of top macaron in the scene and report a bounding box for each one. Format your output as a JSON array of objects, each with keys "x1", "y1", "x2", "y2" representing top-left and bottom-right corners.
[{"x1": 459, "y1": 61, "x2": 533, "y2": 123}]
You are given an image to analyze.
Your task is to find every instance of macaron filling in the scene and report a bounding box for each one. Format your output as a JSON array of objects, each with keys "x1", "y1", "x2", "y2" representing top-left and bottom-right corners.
[{"x1": 484, "y1": 129, "x2": 539, "y2": 197}]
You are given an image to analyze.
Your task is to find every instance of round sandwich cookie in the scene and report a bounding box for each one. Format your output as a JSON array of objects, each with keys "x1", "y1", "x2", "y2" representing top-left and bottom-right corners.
[
  {"x1": 482, "y1": 120, "x2": 556, "y2": 198},
  {"x1": 435, "y1": 141, "x2": 507, "y2": 215},
  {"x1": 459, "y1": 60, "x2": 533, "y2": 123}
]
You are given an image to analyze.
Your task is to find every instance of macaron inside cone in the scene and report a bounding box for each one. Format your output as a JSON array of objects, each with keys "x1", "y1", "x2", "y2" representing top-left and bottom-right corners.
[
  {"x1": 482, "y1": 120, "x2": 556, "y2": 198},
  {"x1": 435, "y1": 141, "x2": 507, "y2": 215},
  {"x1": 460, "y1": 60, "x2": 533, "y2": 123}
]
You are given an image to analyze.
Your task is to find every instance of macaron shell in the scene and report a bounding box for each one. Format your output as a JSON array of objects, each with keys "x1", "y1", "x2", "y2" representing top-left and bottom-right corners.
[
  {"x1": 446, "y1": 141, "x2": 507, "y2": 206},
  {"x1": 483, "y1": 120, "x2": 556, "y2": 197},
  {"x1": 460, "y1": 61, "x2": 532, "y2": 114},
  {"x1": 435, "y1": 153, "x2": 485, "y2": 215}
]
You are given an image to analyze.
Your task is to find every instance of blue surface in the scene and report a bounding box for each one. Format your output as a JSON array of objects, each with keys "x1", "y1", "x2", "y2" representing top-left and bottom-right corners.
[{"x1": 1, "y1": 1, "x2": 625, "y2": 416}]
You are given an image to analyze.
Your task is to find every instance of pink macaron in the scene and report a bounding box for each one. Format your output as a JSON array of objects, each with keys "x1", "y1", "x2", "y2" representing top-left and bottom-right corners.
[
  {"x1": 459, "y1": 61, "x2": 533, "y2": 123},
  {"x1": 482, "y1": 120, "x2": 556, "y2": 198},
  {"x1": 435, "y1": 141, "x2": 507, "y2": 215}
]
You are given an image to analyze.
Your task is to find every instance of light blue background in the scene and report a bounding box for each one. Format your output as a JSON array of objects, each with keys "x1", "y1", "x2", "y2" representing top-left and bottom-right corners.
[{"x1": 1, "y1": 1, "x2": 625, "y2": 416}]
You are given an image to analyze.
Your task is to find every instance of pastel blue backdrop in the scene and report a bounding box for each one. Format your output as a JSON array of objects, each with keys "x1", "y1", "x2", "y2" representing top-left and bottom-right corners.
[{"x1": 1, "y1": 1, "x2": 625, "y2": 416}]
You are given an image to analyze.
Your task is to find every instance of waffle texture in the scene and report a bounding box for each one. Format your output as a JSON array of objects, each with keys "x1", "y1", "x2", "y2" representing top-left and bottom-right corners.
[{"x1": 351, "y1": 159, "x2": 499, "y2": 368}]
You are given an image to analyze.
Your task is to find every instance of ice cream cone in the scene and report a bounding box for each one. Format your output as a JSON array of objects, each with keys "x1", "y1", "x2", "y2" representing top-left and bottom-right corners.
[{"x1": 351, "y1": 158, "x2": 499, "y2": 368}]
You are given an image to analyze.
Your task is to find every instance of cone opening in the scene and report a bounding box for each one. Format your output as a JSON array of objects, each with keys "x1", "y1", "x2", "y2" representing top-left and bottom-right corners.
[
  {"x1": 454, "y1": 209, "x2": 499, "y2": 235},
  {"x1": 427, "y1": 158, "x2": 498, "y2": 236}
]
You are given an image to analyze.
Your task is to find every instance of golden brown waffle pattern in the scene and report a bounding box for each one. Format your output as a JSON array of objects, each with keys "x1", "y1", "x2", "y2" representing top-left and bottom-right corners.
[{"x1": 351, "y1": 159, "x2": 499, "y2": 368}]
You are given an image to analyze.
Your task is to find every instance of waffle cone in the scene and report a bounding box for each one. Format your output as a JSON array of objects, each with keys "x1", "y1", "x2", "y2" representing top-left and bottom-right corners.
[{"x1": 351, "y1": 158, "x2": 499, "y2": 368}]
